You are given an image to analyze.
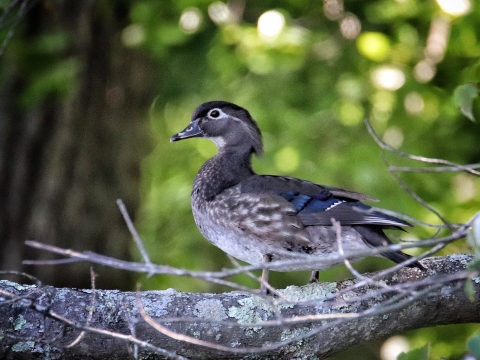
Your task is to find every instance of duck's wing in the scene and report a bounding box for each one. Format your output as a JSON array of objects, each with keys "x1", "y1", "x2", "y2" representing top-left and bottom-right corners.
[{"x1": 240, "y1": 175, "x2": 411, "y2": 228}]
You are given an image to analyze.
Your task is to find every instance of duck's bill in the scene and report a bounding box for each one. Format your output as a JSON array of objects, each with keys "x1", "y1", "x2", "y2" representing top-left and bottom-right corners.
[{"x1": 170, "y1": 119, "x2": 203, "y2": 142}]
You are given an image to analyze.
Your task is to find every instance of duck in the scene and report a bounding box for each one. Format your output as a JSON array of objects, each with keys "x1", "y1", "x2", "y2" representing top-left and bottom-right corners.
[{"x1": 170, "y1": 101, "x2": 424, "y2": 289}]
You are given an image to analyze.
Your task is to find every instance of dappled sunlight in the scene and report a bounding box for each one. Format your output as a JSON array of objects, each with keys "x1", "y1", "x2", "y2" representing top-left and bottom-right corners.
[
  {"x1": 414, "y1": 15, "x2": 450, "y2": 83},
  {"x1": 339, "y1": 13, "x2": 361, "y2": 39},
  {"x1": 257, "y1": 10, "x2": 285, "y2": 39},
  {"x1": 121, "y1": 24, "x2": 145, "y2": 47},
  {"x1": 381, "y1": 336, "x2": 410, "y2": 360},
  {"x1": 335, "y1": 99, "x2": 365, "y2": 126},
  {"x1": 371, "y1": 66, "x2": 405, "y2": 91},
  {"x1": 414, "y1": 58, "x2": 436, "y2": 83},
  {"x1": 404, "y1": 92, "x2": 425, "y2": 115},
  {"x1": 425, "y1": 16, "x2": 450, "y2": 63},
  {"x1": 436, "y1": 0, "x2": 472, "y2": 16},
  {"x1": 382, "y1": 126, "x2": 404, "y2": 149},
  {"x1": 357, "y1": 32, "x2": 390, "y2": 61},
  {"x1": 179, "y1": 7, "x2": 203, "y2": 33},
  {"x1": 452, "y1": 173, "x2": 477, "y2": 203},
  {"x1": 208, "y1": 1, "x2": 235, "y2": 24},
  {"x1": 323, "y1": 0, "x2": 344, "y2": 20},
  {"x1": 369, "y1": 90, "x2": 396, "y2": 124}
]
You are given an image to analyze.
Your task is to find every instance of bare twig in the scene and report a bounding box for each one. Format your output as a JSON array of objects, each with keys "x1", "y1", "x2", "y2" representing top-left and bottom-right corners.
[
  {"x1": 388, "y1": 163, "x2": 480, "y2": 173},
  {"x1": 364, "y1": 118, "x2": 480, "y2": 177},
  {"x1": 0, "y1": 270, "x2": 43, "y2": 285},
  {"x1": 136, "y1": 294, "x2": 361, "y2": 355},
  {"x1": 116, "y1": 199, "x2": 155, "y2": 277},
  {"x1": 332, "y1": 218, "x2": 372, "y2": 283},
  {"x1": 66, "y1": 267, "x2": 98, "y2": 348},
  {"x1": 23, "y1": 225, "x2": 466, "y2": 281},
  {"x1": 22, "y1": 258, "x2": 82, "y2": 266},
  {"x1": 381, "y1": 153, "x2": 454, "y2": 228}
]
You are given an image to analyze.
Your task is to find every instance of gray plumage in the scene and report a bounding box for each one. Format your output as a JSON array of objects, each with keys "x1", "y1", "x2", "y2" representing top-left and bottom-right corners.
[{"x1": 171, "y1": 101, "x2": 424, "y2": 282}]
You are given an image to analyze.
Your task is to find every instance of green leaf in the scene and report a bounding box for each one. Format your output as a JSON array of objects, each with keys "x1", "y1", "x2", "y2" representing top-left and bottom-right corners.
[
  {"x1": 464, "y1": 278, "x2": 476, "y2": 302},
  {"x1": 398, "y1": 344, "x2": 429, "y2": 360},
  {"x1": 453, "y1": 83, "x2": 478, "y2": 122},
  {"x1": 467, "y1": 332, "x2": 480, "y2": 358},
  {"x1": 467, "y1": 260, "x2": 480, "y2": 271}
]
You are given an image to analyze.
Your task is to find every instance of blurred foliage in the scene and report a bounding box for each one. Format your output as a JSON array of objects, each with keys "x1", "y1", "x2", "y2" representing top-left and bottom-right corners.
[
  {"x1": 454, "y1": 82, "x2": 479, "y2": 121},
  {"x1": 128, "y1": 0, "x2": 480, "y2": 358},
  {"x1": 3, "y1": 0, "x2": 479, "y2": 358},
  {"x1": 398, "y1": 343, "x2": 429, "y2": 360},
  {"x1": 468, "y1": 330, "x2": 480, "y2": 359}
]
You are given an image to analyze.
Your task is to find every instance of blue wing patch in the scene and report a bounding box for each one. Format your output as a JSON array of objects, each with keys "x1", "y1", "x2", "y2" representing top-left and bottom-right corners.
[
  {"x1": 280, "y1": 190, "x2": 343, "y2": 213},
  {"x1": 280, "y1": 190, "x2": 411, "y2": 227}
]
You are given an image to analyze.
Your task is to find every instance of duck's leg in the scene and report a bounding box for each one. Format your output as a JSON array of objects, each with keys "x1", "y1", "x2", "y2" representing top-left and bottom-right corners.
[
  {"x1": 309, "y1": 270, "x2": 319, "y2": 283},
  {"x1": 261, "y1": 254, "x2": 272, "y2": 294}
]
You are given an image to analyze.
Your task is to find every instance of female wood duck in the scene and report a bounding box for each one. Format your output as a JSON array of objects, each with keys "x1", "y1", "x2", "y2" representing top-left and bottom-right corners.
[{"x1": 171, "y1": 101, "x2": 424, "y2": 288}]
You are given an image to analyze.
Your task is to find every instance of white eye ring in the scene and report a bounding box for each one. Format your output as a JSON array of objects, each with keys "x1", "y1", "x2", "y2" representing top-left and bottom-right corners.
[{"x1": 208, "y1": 108, "x2": 223, "y2": 119}]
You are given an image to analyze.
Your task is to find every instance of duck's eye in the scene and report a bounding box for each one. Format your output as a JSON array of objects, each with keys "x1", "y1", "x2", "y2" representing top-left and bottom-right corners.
[{"x1": 208, "y1": 109, "x2": 221, "y2": 118}]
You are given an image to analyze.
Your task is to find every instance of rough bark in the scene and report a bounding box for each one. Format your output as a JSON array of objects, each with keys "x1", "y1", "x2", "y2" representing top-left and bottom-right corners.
[
  {"x1": 0, "y1": 1, "x2": 155, "y2": 289},
  {"x1": 0, "y1": 255, "x2": 478, "y2": 359}
]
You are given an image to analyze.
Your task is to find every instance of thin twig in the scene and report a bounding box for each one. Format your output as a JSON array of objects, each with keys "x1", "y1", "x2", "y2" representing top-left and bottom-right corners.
[
  {"x1": 22, "y1": 258, "x2": 82, "y2": 266},
  {"x1": 314, "y1": 243, "x2": 445, "y2": 306},
  {"x1": 137, "y1": 294, "x2": 360, "y2": 355},
  {"x1": 116, "y1": 199, "x2": 155, "y2": 277},
  {"x1": 364, "y1": 118, "x2": 480, "y2": 176},
  {"x1": 388, "y1": 163, "x2": 480, "y2": 173},
  {"x1": 381, "y1": 153, "x2": 454, "y2": 228},
  {"x1": 332, "y1": 218, "x2": 372, "y2": 283},
  {"x1": 0, "y1": 270, "x2": 43, "y2": 286},
  {"x1": 47, "y1": 310, "x2": 189, "y2": 360},
  {"x1": 66, "y1": 267, "x2": 97, "y2": 348},
  {"x1": 22, "y1": 225, "x2": 466, "y2": 284}
]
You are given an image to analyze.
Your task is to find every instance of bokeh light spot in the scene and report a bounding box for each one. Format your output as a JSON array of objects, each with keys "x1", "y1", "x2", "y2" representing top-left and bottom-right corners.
[
  {"x1": 121, "y1": 24, "x2": 145, "y2": 47},
  {"x1": 179, "y1": 7, "x2": 202, "y2": 33},
  {"x1": 357, "y1": 32, "x2": 390, "y2": 62},
  {"x1": 383, "y1": 126, "x2": 404, "y2": 148},
  {"x1": 208, "y1": 2, "x2": 233, "y2": 24},
  {"x1": 371, "y1": 66, "x2": 405, "y2": 91},
  {"x1": 324, "y1": 0, "x2": 344, "y2": 20},
  {"x1": 258, "y1": 10, "x2": 285, "y2": 39},
  {"x1": 436, "y1": 0, "x2": 471, "y2": 16},
  {"x1": 381, "y1": 336, "x2": 410, "y2": 360},
  {"x1": 337, "y1": 100, "x2": 364, "y2": 126},
  {"x1": 340, "y1": 14, "x2": 361, "y2": 39},
  {"x1": 414, "y1": 59, "x2": 436, "y2": 83},
  {"x1": 453, "y1": 173, "x2": 476, "y2": 202},
  {"x1": 404, "y1": 92, "x2": 425, "y2": 114}
]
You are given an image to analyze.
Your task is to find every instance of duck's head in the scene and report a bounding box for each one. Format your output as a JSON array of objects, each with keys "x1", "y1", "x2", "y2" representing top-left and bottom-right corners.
[{"x1": 170, "y1": 101, "x2": 263, "y2": 157}]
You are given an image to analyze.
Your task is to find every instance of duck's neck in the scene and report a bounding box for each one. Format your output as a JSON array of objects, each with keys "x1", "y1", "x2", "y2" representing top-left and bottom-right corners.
[{"x1": 194, "y1": 147, "x2": 255, "y2": 201}]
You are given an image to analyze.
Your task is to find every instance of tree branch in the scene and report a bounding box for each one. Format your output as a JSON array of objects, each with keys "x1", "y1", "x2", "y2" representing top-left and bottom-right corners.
[{"x1": 1, "y1": 255, "x2": 478, "y2": 359}]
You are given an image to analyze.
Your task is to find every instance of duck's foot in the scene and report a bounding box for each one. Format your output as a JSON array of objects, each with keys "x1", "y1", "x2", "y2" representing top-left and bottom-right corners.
[{"x1": 309, "y1": 270, "x2": 320, "y2": 283}]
